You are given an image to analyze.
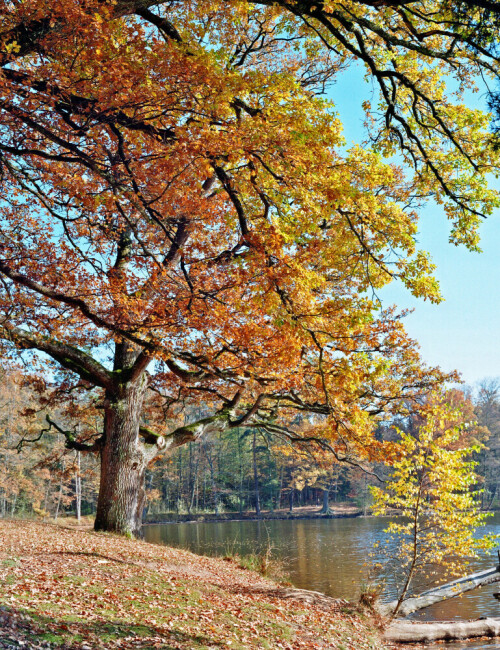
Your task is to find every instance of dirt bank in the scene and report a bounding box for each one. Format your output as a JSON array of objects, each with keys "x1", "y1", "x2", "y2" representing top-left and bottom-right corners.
[{"x1": 0, "y1": 520, "x2": 387, "y2": 649}]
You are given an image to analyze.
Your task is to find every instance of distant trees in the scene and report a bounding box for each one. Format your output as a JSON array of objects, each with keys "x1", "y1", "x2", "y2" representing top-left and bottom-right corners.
[
  {"x1": 0, "y1": 370, "x2": 363, "y2": 520},
  {"x1": 474, "y1": 380, "x2": 500, "y2": 507},
  {"x1": 148, "y1": 430, "x2": 288, "y2": 516},
  {"x1": 145, "y1": 431, "x2": 364, "y2": 517},
  {"x1": 0, "y1": 370, "x2": 98, "y2": 520},
  {"x1": 4, "y1": 373, "x2": 500, "y2": 523}
]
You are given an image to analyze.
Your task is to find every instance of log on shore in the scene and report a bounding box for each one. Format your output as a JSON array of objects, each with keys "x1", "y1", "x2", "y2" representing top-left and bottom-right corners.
[
  {"x1": 385, "y1": 617, "x2": 500, "y2": 643},
  {"x1": 378, "y1": 566, "x2": 500, "y2": 617}
]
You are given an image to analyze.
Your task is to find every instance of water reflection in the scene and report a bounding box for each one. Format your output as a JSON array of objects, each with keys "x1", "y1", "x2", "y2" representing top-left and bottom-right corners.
[
  {"x1": 144, "y1": 513, "x2": 500, "y2": 647},
  {"x1": 145, "y1": 516, "x2": 392, "y2": 600}
]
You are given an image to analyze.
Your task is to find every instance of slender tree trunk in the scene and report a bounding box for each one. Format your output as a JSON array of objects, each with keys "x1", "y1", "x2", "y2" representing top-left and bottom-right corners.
[
  {"x1": 189, "y1": 472, "x2": 197, "y2": 514},
  {"x1": 391, "y1": 481, "x2": 424, "y2": 617},
  {"x1": 238, "y1": 430, "x2": 244, "y2": 515},
  {"x1": 75, "y1": 451, "x2": 82, "y2": 522},
  {"x1": 202, "y1": 473, "x2": 206, "y2": 510},
  {"x1": 187, "y1": 443, "x2": 193, "y2": 515},
  {"x1": 189, "y1": 449, "x2": 199, "y2": 514},
  {"x1": 319, "y1": 488, "x2": 332, "y2": 514},
  {"x1": 163, "y1": 482, "x2": 169, "y2": 512},
  {"x1": 43, "y1": 481, "x2": 50, "y2": 519},
  {"x1": 94, "y1": 377, "x2": 149, "y2": 537},
  {"x1": 177, "y1": 447, "x2": 183, "y2": 513},
  {"x1": 54, "y1": 483, "x2": 62, "y2": 520},
  {"x1": 253, "y1": 431, "x2": 261, "y2": 518},
  {"x1": 278, "y1": 466, "x2": 283, "y2": 509},
  {"x1": 54, "y1": 460, "x2": 65, "y2": 521},
  {"x1": 487, "y1": 483, "x2": 498, "y2": 510},
  {"x1": 10, "y1": 492, "x2": 17, "y2": 517},
  {"x1": 205, "y1": 444, "x2": 219, "y2": 514}
]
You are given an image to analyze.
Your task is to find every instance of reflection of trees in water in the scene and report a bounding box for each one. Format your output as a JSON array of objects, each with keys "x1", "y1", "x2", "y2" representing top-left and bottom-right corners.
[
  {"x1": 144, "y1": 517, "x2": 500, "y2": 624},
  {"x1": 146, "y1": 518, "x2": 387, "y2": 598}
]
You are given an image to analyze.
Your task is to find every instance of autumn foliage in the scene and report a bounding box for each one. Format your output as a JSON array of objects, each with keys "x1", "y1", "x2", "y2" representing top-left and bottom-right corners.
[
  {"x1": 0, "y1": 519, "x2": 386, "y2": 649},
  {"x1": 0, "y1": 0, "x2": 499, "y2": 534},
  {"x1": 371, "y1": 391, "x2": 497, "y2": 615}
]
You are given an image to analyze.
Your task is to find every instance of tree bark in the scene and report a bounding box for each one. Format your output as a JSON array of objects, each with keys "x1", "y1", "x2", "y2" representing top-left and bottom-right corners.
[
  {"x1": 188, "y1": 445, "x2": 199, "y2": 515},
  {"x1": 385, "y1": 618, "x2": 500, "y2": 644},
  {"x1": 319, "y1": 488, "x2": 332, "y2": 514},
  {"x1": 94, "y1": 376, "x2": 149, "y2": 537},
  {"x1": 378, "y1": 566, "x2": 500, "y2": 618},
  {"x1": 54, "y1": 460, "x2": 65, "y2": 521},
  {"x1": 10, "y1": 492, "x2": 17, "y2": 517},
  {"x1": 253, "y1": 430, "x2": 261, "y2": 518},
  {"x1": 75, "y1": 450, "x2": 81, "y2": 522},
  {"x1": 0, "y1": 489, "x2": 5, "y2": 518}
]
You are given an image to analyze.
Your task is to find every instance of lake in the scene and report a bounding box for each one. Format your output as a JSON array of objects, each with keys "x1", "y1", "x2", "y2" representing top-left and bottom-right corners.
[{"x1": 144, "y1": 513, "x2": 500, "y2": 649}]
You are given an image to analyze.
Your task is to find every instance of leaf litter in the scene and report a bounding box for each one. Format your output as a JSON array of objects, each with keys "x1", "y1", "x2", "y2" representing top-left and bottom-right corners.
[{"x1": 0, "y1": 521, "x2": 387, "y2": 649}]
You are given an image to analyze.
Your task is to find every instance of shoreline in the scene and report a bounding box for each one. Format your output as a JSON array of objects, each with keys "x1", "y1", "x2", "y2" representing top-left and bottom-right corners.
[
  {"x1": 0, "y1": 520, "x2": 387, "y2": 649},
  {"x1": 144, "y1": 504, "x2": 363, "y2": 525}
]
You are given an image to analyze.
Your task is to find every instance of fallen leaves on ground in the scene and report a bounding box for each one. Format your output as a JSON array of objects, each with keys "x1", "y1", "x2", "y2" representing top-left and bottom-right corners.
[{"x1": 0, "y1": 520, "x2": 387, "y2": 649}]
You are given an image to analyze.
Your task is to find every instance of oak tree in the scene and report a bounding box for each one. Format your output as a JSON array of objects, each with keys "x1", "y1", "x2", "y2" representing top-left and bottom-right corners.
[{"x1": 0, "y1": 0, "x2": 499, "y2": 535}]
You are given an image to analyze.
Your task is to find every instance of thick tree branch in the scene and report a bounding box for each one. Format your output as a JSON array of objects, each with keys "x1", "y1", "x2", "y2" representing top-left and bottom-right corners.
[
  {"x1": 139, "y1": 425, "x2": 166, "y2": 449},
  {"x1": 162, "y1": 391, "x2": 243, "y2": 449},
  {"x1": 135, "y1": 7, "x2": 183, "y2": 42},
  {"x1": 2, "y1": 324, "x2": 115, "y2": 391},
  {"x1": 164, "y1": 358, "x2": 211, "y2": 383},
  {"x1": 126, "y1": 350, "x2": 153, "y2": 383},
  {"x1": 213, "y1": 164, "x2": 250, "y2": 236},
  {"x1": 46, "y1": 415, "x2": 103, "y2": 452}
]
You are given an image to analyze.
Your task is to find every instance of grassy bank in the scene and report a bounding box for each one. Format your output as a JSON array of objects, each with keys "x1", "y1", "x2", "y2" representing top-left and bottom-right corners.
[{"x1": 0, "y1": 520, "x2": 387, "y2": 649}]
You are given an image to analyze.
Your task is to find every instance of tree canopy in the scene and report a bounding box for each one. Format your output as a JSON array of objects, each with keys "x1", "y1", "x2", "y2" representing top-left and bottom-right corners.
[{"x1": 1, "y1": 0, "x2": 500, "y2": 534}]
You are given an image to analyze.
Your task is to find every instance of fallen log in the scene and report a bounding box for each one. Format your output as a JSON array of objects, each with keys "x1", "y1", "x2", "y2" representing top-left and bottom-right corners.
[
  {"x1": 378, "y1": 565, "x2": 500, "y2": 617},
  {"x1": 385, "y1": 617, "x2": 500, "y2": 643}
]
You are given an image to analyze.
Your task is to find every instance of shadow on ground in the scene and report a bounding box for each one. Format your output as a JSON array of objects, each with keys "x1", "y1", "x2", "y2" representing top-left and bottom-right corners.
[{"x1": 0, "y1": 604, "x2": 214, "y2": 649}]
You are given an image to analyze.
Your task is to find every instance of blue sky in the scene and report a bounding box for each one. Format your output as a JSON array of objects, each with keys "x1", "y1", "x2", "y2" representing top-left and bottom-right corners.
[
  {"x1": 380, "y1": 203, "x2": 500, "y2": 386},
  {"x1": 332, "y1": 68, "x2": 500, "y2": 387}
]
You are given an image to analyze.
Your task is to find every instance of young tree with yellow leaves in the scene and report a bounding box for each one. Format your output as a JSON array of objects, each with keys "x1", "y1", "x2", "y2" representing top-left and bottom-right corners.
[{"x1": 371, "y1": 393, "x2": 497, "y2": 618}]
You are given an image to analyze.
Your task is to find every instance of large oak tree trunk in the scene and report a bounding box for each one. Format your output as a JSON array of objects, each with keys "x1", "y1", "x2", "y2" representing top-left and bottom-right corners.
[{"x1": 94, "y1": 377, "x2": 148, "y2": 537}]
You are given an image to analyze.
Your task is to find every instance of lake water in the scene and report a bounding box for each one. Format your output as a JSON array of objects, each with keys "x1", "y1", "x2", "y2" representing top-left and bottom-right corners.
[{"x1": 144, "y1": 513, "x2": 500, "y2": 649}]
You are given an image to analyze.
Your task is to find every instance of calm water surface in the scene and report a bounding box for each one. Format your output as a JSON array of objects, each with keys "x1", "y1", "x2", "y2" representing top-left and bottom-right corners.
[{"x1": 144, "y1": 513, "x2": 500, "y2": 649}]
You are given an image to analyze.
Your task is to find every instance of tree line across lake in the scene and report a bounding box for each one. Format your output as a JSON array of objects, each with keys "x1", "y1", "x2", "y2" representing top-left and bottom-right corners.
[{"x1": 1, "y1": 371, "x2": 499, "y2": 522}]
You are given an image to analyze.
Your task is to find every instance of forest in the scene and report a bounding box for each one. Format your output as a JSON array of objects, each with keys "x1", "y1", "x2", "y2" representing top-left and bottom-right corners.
[{"x1": 2, "y1": 371, "x2": 500, "y2": 522}]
